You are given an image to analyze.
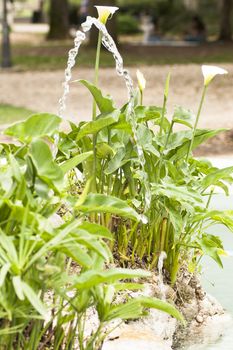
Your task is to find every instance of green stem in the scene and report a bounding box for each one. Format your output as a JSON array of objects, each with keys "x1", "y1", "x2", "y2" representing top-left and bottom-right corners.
[
  {"x1": 198, "y1": 186, "x2": 214, "y2": 236},
  {"x1": 186, "y1": 86, "x2": 207, "y2": 162},
  {"x1": 164, "y1": 121, "x2": 174, "y2": 149},
  {"x1": 159, "y1": 94, "x2": 167, "y2": 136},
  {"x1": 140, "y1": 89, "x2": 143, "y2": 105},
  {"x1": 160, "y1": 217, "x2": 168, "y2": 252},
  {"x1": 92, "y1": 31, "x2": 102, "y2": 194},
  {"x1": 92, "y1": 32, "x2": 102, "y2": 121}
]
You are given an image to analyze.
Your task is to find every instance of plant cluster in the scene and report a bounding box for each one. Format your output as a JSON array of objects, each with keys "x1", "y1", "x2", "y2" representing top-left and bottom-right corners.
[
  {"x1": 60, "y1": 64, "x2": 232, "y2": 286},
  {"x1": 0, "y1": 5, "x2": 232, "y2": 350},
  {"x1": 0, "y1": 113, "x2": 182, "y2": 349}
]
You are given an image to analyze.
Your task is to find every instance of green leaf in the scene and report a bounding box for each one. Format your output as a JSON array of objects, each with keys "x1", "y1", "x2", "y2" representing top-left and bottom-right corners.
[
  {"x1": 103, "y1": 299, "x2": 143, "y2": 321},
  {"x1": 0, "y1": 324, "x2": 24, "y2": 336},
  {"x1": 195, "y1": 210, "x2": 233, "y2": 232},
  {"x1": 5, "y1": 114, "x2": 61, "y2": 141},
  {"x1": 111, "y1": 114, "x2": 132, "y2": 134},
  {"x1": 172, "y1": 106, "x2": 195, "y2": 128},
  {"x1": 78, "y1": 222, "x2": 113, "y2": 240},
  {"x1": 29, "y1": 139, "x2": 63, "y2": 189},
  {"x1": 60, "y1": 151, "x2": 92, "y2": 174},
  {"x1": 60, "y1": 243, "x2": 93, "y2": 268},
  {"x1": 136, "y1": 125, "x2": 160, "y2": 157},
  {"x1": 105, "y1": 147, "x2": 127, "y2": 175},
  {"x1": 21, "y1": 281, "x2": 47, "y2": 318},
  {"x1": 76, "y1": 193, "x2": 141, "y2": 221},
  {"x1": 27, "y1": 220, "x2": 82, "y2": 269},
  {"x1": 0, "y1": 263, "x2": 10, "y2": 287},
  {"x1": 135, "y1": 106, "x2": 162, "y2": 123},
  {"x1": 96, "y1": 143, "x2": 114, "y2": 159},
  {"x1": 165, "y1": 203, "x2": 183, "y2": 233},
  {"x1": 151, "y1": 182, "x2": 203, "y2": 206},
  {"x1": 198, "y1": 234, "x2": 224, "y2": 268},
  {"x1": 72, "y1": 230, "x2": 111, "y2": 261},
  {"x1": 0, "y1": 230, "x2": 18, "y2": 264},
  {"x1": 170, "y1": 129, "x2": 225, "y2": 160},
  {"x1": 201, "y1": 166, "x2": 233, "y2": 190},
  {"x1": 76, "y1": 110, "x2": 120, "y2": 141},
  {"x1": 12, "y1": 276, "x2": 25, "y2": 301},
  {"x1": 78, "y1": 79, "x2": 115, "y2": 113},
  {"x1": 114, "y1": 283, "x2": 144, "y2": 292},
  {"x1": 72, "y1": 268, "x2": 150, "y2": 290},
  {"x1": 164, "y1": 72, "x2": 171, "y2": 99},
  {"x1": 137, "y1": 296, "x2": 185, "y2": 324}
]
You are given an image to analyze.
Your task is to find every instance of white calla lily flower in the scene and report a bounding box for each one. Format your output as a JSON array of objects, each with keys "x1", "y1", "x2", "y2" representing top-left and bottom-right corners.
[
  {"x1": 95, "y1": 6, "x2": 119, "y2": 25},
  {"x1": 136, "y1": 69, "x2": 146, "y2": 91},
  {"x1": 202, "y1": 65, "x2": 228, "y2": 87}
]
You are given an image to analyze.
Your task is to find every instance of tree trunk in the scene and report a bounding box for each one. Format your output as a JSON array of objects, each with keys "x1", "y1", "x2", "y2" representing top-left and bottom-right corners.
[
  {"x1": 48, "y1": 0, "x2": 69, "y2": 40},
  {"x1": 219, "y1": 0, "x2": 233, "y2": 41},
  {"x1": 1, "y1": 0, "x2": 12, "y2": 68},
  {"x1": 88, "y1": 0, "x2": 118, "y2": 47}
]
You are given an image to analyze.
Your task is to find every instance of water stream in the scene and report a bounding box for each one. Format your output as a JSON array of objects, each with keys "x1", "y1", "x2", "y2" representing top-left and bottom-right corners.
[
  {"x1": 59, "y1": 16, "x2": 151, "y2": 212},
  {"x1": 158, "y1": 251, "x2": 167, "y2": 300}
]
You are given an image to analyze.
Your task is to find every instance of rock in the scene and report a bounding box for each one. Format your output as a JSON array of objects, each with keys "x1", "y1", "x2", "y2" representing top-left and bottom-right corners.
[
  {"x1": 165, "y1": 285, "x2": 177, "y2": 302},
  {"x1": 180, "y1": 300, "x2": 199, "y2": 322},
  {"x1": 139, "y1": 309, "x2": 177, "y2": 345},
  {"x1": 103, "y1": 325, "x2": 172, "y2": 350},
  {"x1": 177, "y1": 284, "x2": 196, "y2": 303},
  {"x1": 196, "y1": 315, "x2": 204, "y2": 323},
  {"x1": 199, "y1": 294, "x2": 224, "y2": 316},
  {"x1": 187, "y1": 313, "x2": 233, "y2": 349}
]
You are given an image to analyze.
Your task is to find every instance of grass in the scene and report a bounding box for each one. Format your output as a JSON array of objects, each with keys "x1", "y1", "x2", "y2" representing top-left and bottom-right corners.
[
  {"x1": 0, "y1": 104, "x2": 35, "y2": 126},
  {"x1": 10, "y1": 41, "x2": 233, "y2": 71}
]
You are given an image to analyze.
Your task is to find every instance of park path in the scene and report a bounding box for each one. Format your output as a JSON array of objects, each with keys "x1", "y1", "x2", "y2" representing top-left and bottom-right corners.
[{"x1": 0, "y1": 64, "x2": 232, "y2": 130}]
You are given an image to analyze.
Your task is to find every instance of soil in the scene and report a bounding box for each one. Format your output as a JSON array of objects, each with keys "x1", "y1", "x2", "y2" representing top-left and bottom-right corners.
[{"x1": 0, "y1": 64, "x2": 233, "y2": 156}]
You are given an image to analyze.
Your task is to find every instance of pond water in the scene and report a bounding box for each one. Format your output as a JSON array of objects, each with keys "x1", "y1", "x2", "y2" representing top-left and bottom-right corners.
[{"x1": 192, "y1": 156, "x2": 233, "y2": 350}]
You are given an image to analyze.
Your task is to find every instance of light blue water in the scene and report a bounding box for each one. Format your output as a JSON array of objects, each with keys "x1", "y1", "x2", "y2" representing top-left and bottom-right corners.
[{"x1": 194, "y1": 156, "x2": 233, "y2": 349}]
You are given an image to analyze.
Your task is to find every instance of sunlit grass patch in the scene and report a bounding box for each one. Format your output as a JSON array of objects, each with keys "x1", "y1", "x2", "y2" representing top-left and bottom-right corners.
[{"x1": 0, "y1": 104, "x2": 35, "y2": 126}]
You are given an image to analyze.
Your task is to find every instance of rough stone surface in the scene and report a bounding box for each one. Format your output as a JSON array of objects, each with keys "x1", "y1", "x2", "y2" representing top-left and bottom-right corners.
[
  {"x1": 103, "y1": 325, "x2": 171, "y2": 350},
  {"x1": 102, "y1": 274, "x2": 232, "y2": 350},
  {"x1": 174, "y1": 291, "x2": 232, "y2": 349},
  {"x1": 186, "y1": 313, "x2": 233, "y2": 350}
]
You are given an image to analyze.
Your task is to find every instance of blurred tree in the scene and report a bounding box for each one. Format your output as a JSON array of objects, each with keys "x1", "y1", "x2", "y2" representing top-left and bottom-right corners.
[
  {"x1": 219, "y1": 0, "x2": 232, "y2": 41},
  {"x1": 47, "y1": 0, "x2": 70, "y2": 39},
  {"x1": 1, "y1": 0, "x2": 12, "y2": 68},
  {"x1": 88, "y1": 0, "x2": 118, "y2": 46}
]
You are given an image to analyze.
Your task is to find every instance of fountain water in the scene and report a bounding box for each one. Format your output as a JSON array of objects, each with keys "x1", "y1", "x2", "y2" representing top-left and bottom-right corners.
[
  {"x1": 58, "y1": 30, "x2": 86, "y2": 116},
  {"x1": 158, "y1": 251, "x2": 167, "y2": 300},
  {"x1": 59, "y1": 16, "x2": 151, "y2": 212}
]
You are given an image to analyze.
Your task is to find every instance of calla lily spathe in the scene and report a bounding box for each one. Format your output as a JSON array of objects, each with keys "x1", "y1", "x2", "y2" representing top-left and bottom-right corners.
[
  {"x1": 136, "y1": 69, "x2": 146, "y2": 91},
  {"x1": 95, "y1": 5, "x2": 119, "y2": 25},
  {"x1": 202, "y1": 65, "x2": 228, "y2": 87}
]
